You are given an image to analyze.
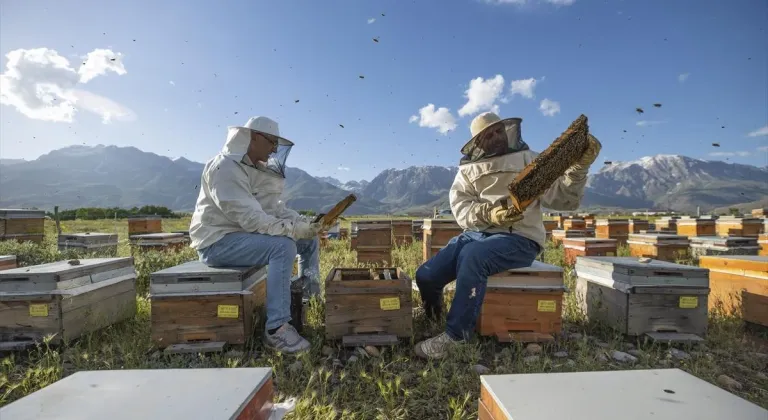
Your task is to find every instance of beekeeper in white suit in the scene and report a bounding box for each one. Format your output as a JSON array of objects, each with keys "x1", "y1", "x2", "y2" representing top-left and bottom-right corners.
[{"x1": 190, "y1": 116, "x2": 320, "y2": 354}]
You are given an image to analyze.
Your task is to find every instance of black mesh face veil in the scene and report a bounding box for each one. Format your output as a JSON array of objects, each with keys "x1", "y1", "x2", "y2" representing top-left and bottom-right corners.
[{"x1": 266, "y1": 142, "x2": 292, "y2": 178}]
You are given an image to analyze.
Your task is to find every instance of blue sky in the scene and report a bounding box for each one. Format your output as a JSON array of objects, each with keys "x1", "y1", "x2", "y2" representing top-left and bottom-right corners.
[{"x1": 1, "y1": 0, "x2": 766, "y2": 182}]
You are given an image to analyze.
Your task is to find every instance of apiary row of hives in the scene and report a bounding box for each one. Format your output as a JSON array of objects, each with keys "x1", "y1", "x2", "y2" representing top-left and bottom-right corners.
[{"x1": 350, "y1": 218, "x2": 463, "y2": 265}]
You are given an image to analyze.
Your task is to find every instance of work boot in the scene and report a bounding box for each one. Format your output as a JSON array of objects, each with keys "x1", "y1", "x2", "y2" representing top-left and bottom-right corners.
[
  {"x1": 264, "y1": 323, "x2": 310, "y2": 354},
  {"x1": 414, "y1": 332, "x2": 463, "y2": 360}
]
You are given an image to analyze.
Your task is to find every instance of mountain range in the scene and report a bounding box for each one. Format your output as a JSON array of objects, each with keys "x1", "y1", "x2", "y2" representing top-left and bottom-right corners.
[{"x1": 1, "y1": 145, "x2": 766, "y2": 214}]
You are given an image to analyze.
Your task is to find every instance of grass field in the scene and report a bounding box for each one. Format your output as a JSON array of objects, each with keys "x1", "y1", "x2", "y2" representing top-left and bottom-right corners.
[{"x1": 1, "y1": 218, "x2": 767, "y2": 418}]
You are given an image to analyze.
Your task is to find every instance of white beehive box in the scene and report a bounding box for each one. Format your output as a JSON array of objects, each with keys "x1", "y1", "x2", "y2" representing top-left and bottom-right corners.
[
  {"x1": 689, "y1": 236, "x2": 760, "y2": 258},
  {"x1": 58, "y1": 232, "x2": 119, "y2": 254},
  {"x1": 0, "y1": 368, "x2": 275, "y2": 420}
]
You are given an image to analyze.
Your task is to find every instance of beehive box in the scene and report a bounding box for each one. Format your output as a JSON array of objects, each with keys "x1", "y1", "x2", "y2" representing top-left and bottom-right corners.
[
  {"x1": 579, "y1": 213, "x2": 596, "y2": 228},
  {"x1": 171, "y1": 230, "x2": 191, "y2": 243},
  {"x1": 542, "y1": 220, "x2": 558, "y2": 238},
  {"x1": 127, "y1": 215, "x2": 162, "y2": 236},
  {"x1": 699, "y1": 256, "x2": 767, "y2": 327},
  {"x1": 563, "y1": 218, "x2": 586, "y2": 231},
  {"x1": 551, "y1": 229, "x2": 586, "y2": 246},
  {"x1": 392, "y1": 220, "x2": 413, "y2": 246},
  {"x1": 325, "y1": 267, "x2": 412, "y2": 346},
  {"x1": 355, "y1": 220, "x2": 392, "y2": 264},
  {"x1": 628, "y1": 233, "x2": 690, "y2": 262},
  {"x1": 628, "y1": 219, "x2": 650, "y2": 234},
  {"x1": 477, "y1": 369, "x2": 768, "y2": 420},
  {"x1": 575, "y1": 257, "x2": 709, "y2": 342},
  {"x1": 129, "y1": 232, "x2": 186, "y2": 252},
  {"x1": 478, "y1": 261, "x2": 565, "y2": 343},
  {"x1": 0, "y1": 255, "x2": 16, "y2": 271},
  {"x1": 150, "y1": 261, "x2": 267, "y2": 349},
  {"x1": 0, "y1": 258, "x2": 137, "y2": 349},
  {"x1": 423, "y1": 218, "x2": 463, "y2": 261},
  {"x1": 411, "y1": 219, "x2": 424, "y2": 240},
  {"x1": 760, "y1": 233, "x2": 768, "y2": 257},
  {"x1": 58, "y1": 232, "x2": 119, "y2": 255},
  {"x1": 751, "y1": 208, "x2": 767, "y2": 218},
  {"x1": 563, "y1": 238, "x2": 618, "y2": 265},
  {"x1": 689, "y1": 236, "x2": 759, "y2": 258},
  {"x1": 0, "y1": 209, "x2": 45, "y2": 243},
  {"x1": 0, "y1": 368, "x2": 275, "y2": 420},
  {"x1": 595, "y1": 219, "x2": 629, "y2": 245},
  {"x1": 676, "y1": 218, "x2": 716, "y2": 237},
  {"x1": 716, "y1": 216, "x2": 763, "y2": 238},
  {"x1": 655, "y1": 216, "x2": 681, "y2": 232}
]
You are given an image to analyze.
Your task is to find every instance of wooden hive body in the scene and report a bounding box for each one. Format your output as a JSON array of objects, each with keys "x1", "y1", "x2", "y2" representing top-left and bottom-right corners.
[
  {"x1": 391, "y1": 220, "x2": 413, "y2": 246},
  {"x1": 575, "y1": 256, "x2": 709, "y2": 342},
  {"x1": 58, "y1": 232, "x2": 119, "y2": 255},
  {"x1": 551, "y1": 229, "x2": 586, "y2": 246},
  {"x1": 654, "y1": 217, "x2": 681, "y2": 232},
  {"x1": 760, "y1": 233, "x2": 768, "y2": 257},
  {"x1": 628, "y1": 219, "x2": 650, "y2": 234},
  {"x1": 129, "y1": 232, "x2": 186, "y2": 252},
  {"x1": 563, "y1": 238, "x2": 618, "y2": 265},
  {"x1": 422, "y1": 219, "x2": 463, "y2": 261},
  {"x1": 478, "y1": 261, "x2": 565, "y2": 343},
  {"x1": 411, "y1": 220, "x2": 424, "y2": 240},
  {"x1": 356, "y1": 220, "x2": 392, "y2": 265},
  {"x1": 699, "y1": 255, "x2": 767, "y2": 327},
  {"x1": 579, "y1": 214, "x2": 596, "y2": 228},
  {"x1": 324, "y1": 267, "x2": 412, "y2": 346},
  {"x1": 716, "y1": 217, "x2": 763, "y2": 238},
  {"x1": 0, "y1": 368, "x2": 275, "y2": 420},
  {"x1": 0, "y1": 255, "x2": 17, "y2": 271},
  {"x1": 0, "y1": 258, "x2": 137, "y2": 349},
  {"x1": 676, "y1": 218, "x2": 716, "y2": 237},
  {"x1": 127, "y1": 215, "x2": 162, "y2": 236},
  {"x1": 0, "y1": 209, "x2": 45, "y2": 243},
  {"x1": 628, "y1": 233, "x2": 690, "y2": 262},
  {"x1": 689, "y1": 236, "x2": 759, "y2": 258},
  {"x1": 150, "y1": 261, "x2": 267, "y2": 349},
  {"x1": 477, "y1": 369, "x2": 768, "y2": 420},
  {"x1": 563, "y1": 218, "x2": 586, "y2": 231},
  {"x1": 751, "y1": 208, "x2": 767, "y2": 217},
  {"x1": 595, "y1": 219, "x2": 630, "y2": 245}
]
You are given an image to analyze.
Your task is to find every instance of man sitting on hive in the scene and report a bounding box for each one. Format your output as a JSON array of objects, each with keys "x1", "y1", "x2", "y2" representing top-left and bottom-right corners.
[
  {"x1": 189, "y1": 116, "x2": 321, "y2": 354},
  {"x1": 413, "y1": 111, "x2": 601, "y2": 359}
]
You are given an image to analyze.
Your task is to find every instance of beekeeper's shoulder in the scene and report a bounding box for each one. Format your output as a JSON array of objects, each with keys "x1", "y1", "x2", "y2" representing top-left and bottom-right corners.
[{"x1": 204, "y1": 154, "x2": 248, "y2": 181}]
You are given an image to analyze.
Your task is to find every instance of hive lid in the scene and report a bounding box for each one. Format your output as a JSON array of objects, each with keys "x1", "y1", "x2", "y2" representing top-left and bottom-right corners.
[
  {"x1": 563, "y1": 238, "x2": 617, "y2": 245},
  {"x1": 596, "y1": 219, "x2": 629, "y2": 225},
  {"x1": 0, "y1": 258, "x2": 135, "y2": 293},
  {"x1": 575, "y1": 256, "x2": 708, "y2": 290},
  {"x1": 690, "y1": 236, "x2": 757, "y2": 247},
  {"x1": 627, "y1": 233, "x2": 689, "y2": 245},
  {"x1": 0, "y1": 255, "x2": 16, "y2": 263},
  {"x1": 0, "y1": 368, "x2": 274, "y2": 420},
  {"x1": 479, "y1": 369, "x2": 768, "y2": 420},
  {"x1": 0, "y1": 209, "x2": 46, "y2": 218},
  {"x1": 130, "y1": 232, "x2": 184, "y2": 240},
  {"x1": 677, "y1": 218, "x2": 715, "y2": 225},
  {"x1": 150, "y1": 261, "x2": 267, "y2": 294},
  {"x1": 488, "y1": 261, "x2": 564, "y2": 288},
  {"x1": 127, "y1": 215, "x2": 162, "y2": 220},
  {"x1": 59, "y1": 232, "x2": 117, "y2": 239}
]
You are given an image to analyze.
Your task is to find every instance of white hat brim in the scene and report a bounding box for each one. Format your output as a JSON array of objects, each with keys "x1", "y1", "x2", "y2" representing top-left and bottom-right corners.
[{"x1": 228, "y1": 126, "x2": 294, "y2": 146}]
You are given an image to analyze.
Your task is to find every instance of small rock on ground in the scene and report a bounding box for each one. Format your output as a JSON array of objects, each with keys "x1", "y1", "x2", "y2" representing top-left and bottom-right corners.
[
  {"x1": 356, "y1": 347, "x2": 368, "y2": 358},
  {"x1": 347, "y1": 355, "x2": 359, "y2": 364},
  {"x1": 288, "y1": 360, "x2": 303, "y2": 374},
  {"x1": 596, "y1": 341, "x2": 610, "y2": 349},
  {"x1": 596, "y1": 353, "x2": 608, "y2": 363},
  {"x1": 364, "y1": 346, "x2": 380, "y2": 357},
  {"x1": 525, "y1": 343, "x2": 543, "y2": 355},
  {"x1": 628, "y1": 349, "x2": 644, "y2": 358},
  {"x1": 669, "y1": 348, "x2": 690, "y2": 360},
  {"x1": 321, "y1": 346, "x2": 333, "y2": 357},
  {"x1": 717, "y1": 374, "x2": 743, "y2": 391},
  {"x1": 612, "y1": 351, "x2": 638, "y2": 363},
  {"x1": 755, "y1": 372, "x2": 767, "y2": 380},
  {"x1": 553, "y1": 351, "x2": 569, "y2": 358},
  {"x1": 566, "y1": 359, "x2": 576, "y2": 367},
  {"x1": 472, "y1": 364, "x2": 491, "y2": 375},
  {"x1": 568, "y1": 332, "x2": 583, "y2": 341},
  {"x1": 524, "y1": 355, "x2": 540, "y2": 364}
]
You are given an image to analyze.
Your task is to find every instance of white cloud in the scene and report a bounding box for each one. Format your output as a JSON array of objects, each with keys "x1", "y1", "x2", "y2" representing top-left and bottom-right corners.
[
  {"x1": 678, "y1": 73, "x2": 690, "y2": 83},
  {"x1": 367, "y1": 18, "x2": 376, "y2": 24},
  {"x1": 709, "y1": 151, "x2": 751, "y2": 157},
  {"x1": 337, "y1": 166, "x2": 350, "y2": 171},
  {"x1": 0, "y1": 47, "x2": 133, "y2": 123},
  {"x1": 758, "y1": 146, "x2": 768, "y2": 152},
  {"x1": 409, "y1": 103, "x2": 457, "y2": 134},
  {"x1": 636, "y1": 120, "x2": 666, "y2": 127},
  {"x1": 509, "y1": 77, "x2": 539, "y2": 99},
  {"x1": 169, "y1": 81, "x2": 175, "y2": 86},
  {"x1": 539, "y1": 98, "x2": 560, "y2": 116},
  {"x1": 747, "y1": 125, "x2": 768, "y2": 137},
  {"x1": 458, "y1": 75, "x2": 505, "y2": 117}
]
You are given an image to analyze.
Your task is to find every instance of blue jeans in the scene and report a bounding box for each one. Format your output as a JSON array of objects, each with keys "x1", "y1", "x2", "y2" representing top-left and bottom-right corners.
[
  {"x1": 198, "y1": 232, "x2": 321, "y2": 331},
  {"x1": 415, "y1": 231, "x2": 540, "y2": 340}
]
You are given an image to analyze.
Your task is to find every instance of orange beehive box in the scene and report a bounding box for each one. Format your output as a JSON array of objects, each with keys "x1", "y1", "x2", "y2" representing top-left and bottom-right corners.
[
  {"x1": 563, "y1": 218, "x2": 586, "y2": 231},
  {"x1": 127, "y1": 215, "x2": 162, "y2": 236},
  {"x1": 579, "y1": 213, "x2": 596, "y2": 228},
  {"x1": 551, "y1": 229, "x2": 586, "y2": 246},
  {"x1": 627, "y1": 233, "x2": 690, "y2": 262},
  {"x1": 563, "y1": 238, "x2": 618, "y2": 265},
  {"x1": 628, "y1": 219, "x2": 650, "y2": 234},
  {"x1": 699, "y1": 255, "x2": 768, "y2": 327},
  {"x1": 422, "y1": 219, "x2": 463, "y2": 261},
  {"x1": 716, "y1": 216, "x2": 763, "y2": 238},
  {"x1": 595, "y1": 219, "x2": 629, "y2": 245},
  {"x1": 654, "y1": 216, "x2": 681, "y2": 232},
  {"x1": 760, "y1": 233, "x2": 768, "y2": 257},
  {"x1": 0, "y1": 209, "x2": 45, "y2": 244},
  {"x1": 676, "y1": 218, "x2": 716, "y2": 237},
  {"x1": 751, "y1": 208, "x2": 767, "y2": 218}
]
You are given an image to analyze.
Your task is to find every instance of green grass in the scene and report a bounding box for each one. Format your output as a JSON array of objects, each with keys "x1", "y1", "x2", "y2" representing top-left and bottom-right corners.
[{"x1": 0, "y1": 219, "x2": 767, "y2": 418}]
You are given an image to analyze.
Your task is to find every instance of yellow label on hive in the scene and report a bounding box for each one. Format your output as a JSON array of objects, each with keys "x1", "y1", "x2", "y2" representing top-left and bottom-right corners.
[
  {"x1": 29, "y1": 304, "x2": 48, "y2": 317},
  {"x1": 380, "y1": 297, "x2": 400, "y2": 311},
  {"x1": 679, "y1": 296, "x2": 698, "y2": 309},
  {"x1": 217, "y1": 304, "x2": 239, "y2": 318},
  {"x1": 537, "y1": 300, "x2": 557, "y2": 312}
]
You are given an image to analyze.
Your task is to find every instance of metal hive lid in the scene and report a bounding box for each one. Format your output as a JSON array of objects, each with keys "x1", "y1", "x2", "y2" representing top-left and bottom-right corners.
[{"x1": 0, "y1": 209, "x2": 46, "y2": 218}]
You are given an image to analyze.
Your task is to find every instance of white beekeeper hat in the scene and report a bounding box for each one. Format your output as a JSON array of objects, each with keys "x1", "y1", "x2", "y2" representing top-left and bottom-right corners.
[
  {"x1": 232, "y1": 116, "x2": 294, "y2": 146},
  {"x1": 470, "y1": 112, "x2": 502, "y2": 137}
]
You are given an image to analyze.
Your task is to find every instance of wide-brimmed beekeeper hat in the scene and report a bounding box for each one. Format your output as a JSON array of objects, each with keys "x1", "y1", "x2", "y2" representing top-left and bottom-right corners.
[
  {"x1": 460, "y1": 112, "x2": 529, "y2": 164},
  {"x1": 230, "y1": 116, "x2": 295, "y2": 146}
]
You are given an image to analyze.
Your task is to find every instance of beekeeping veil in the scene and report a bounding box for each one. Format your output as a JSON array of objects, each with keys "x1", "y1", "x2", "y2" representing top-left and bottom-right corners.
[
  {"x1": 223, "y1": 116, "x2": 294, "y2": 178},
  {"x1": 460, "y1": 112, "x2": 529, "y2": 164}
]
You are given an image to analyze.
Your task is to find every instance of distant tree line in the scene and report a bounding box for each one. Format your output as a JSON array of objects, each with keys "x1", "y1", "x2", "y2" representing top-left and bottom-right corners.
[{"x1": 47, "y1": 206, "x2": 183, "y2": 220}]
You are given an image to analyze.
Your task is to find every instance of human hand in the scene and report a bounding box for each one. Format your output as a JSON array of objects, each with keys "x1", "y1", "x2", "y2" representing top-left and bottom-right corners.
[
  {"x1": 576, "y1": 134, "x2": 602, "y2": 167},
  {"x1": 478, "y1": 200, "x2": 523, "y2": 228},
  {"x1": 292, "y1": 221, "x2": 322, "y2": 240}
]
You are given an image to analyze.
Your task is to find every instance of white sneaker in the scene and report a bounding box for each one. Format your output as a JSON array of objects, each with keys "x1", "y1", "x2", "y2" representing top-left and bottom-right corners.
[
  {"x1": 414, "y1": 332, "x2": 462, "y2": 360},
  {"x1": 264, "y1": 323, "x2": 310, "y2": 354}
]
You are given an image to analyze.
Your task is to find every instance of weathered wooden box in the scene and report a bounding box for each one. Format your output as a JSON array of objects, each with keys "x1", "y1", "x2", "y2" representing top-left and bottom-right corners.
[
  {"x1": 752, "y1": 208, "x2": 767, "y2": 218},
  {"x1": 551, "y1": 229, "x2": 586, "y2": 246},
  {"x1": 58, "y1": 232, "x2": 119, "y2": 255},
  {"x1": 127, "y1": 215, "x2": 162, "y2": 236},
  {"x1": 676, "y1": 218, "x2": 716, "y2": 237},
  {"x1": 129, "y1": 232, "x2": 186, "y2": 252},
  {"x1": 628, "y1": 219, "x2": 650, "y2": 234},
  {"x1": 171, "y1": 230, "x2": 191, "y2": 243},
  {"x1": 575, "y1": 257, "x2": 709, "y2": 342},
  {"x1": 0, "y1": 258, "x2": 137, "y2": 349},
  {"x1": 150, "y1": 261, "x2": 267, "y2": 349},
  {"x1": 689, "y1": 236, "x2": 759, "y2": 258},
  {"x1": 0, "y1": 368, "x2": 275, "y2": 420},
  {"x1": 595, "y1": 219, "x2": 629, "y2": 245},
  {"x1": 356, "y1": 246, "x2": 392, "y2": 265},
  {"x1": 579, "y1": 213, "x2": 596, "y2": 228},
  {"x1": 356, "y1": 220, "x2": 392, "y2": 264},
  {"x1": 716, "y1": 216, "x2": 763, "y2": 238},
  {"x1": 325, "y1": 267, "x2": 412, "y2": 346},
  {"x1": 477, "y1": 369, "x2": 768, "y2": 420},
  {"x1": 628, "y1": 233, "x2": 690, "y2": 262},
  {"x1": 654, "y1": 216, "x2": 681, "y2": 232},
  {"x1": 478, "y1": 261, "x2": 565, "y2": 343},
  {"x1": 699, "y1": 256, "x2": 767, "y2": 326},
  {"x1": 760, "y1": 233, "x2": 768, "y2": 257},
  {"x1": 0, "y1": 209, "x2": 45, "y2": 243},
  {"x1": 563, "y1": 218, "x2": 586, "y2": 231},
  {"x1": 542, "y1": 220, "x2": 558, "y2": 235},
  {"x1": 392, "y1": 220, "x2": 413, "y2": 246},
  {"x1": 423, "y1": 218, "x2": 463, "y2": 261},
  {"x1": 0, "y1": 255, "x2": 17, "y2": 271},
  {"x1": 563, "y1": 238, "x2": 617, "y2": 265}
]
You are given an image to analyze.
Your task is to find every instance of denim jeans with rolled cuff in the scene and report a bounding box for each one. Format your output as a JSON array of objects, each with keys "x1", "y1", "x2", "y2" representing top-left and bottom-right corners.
[{"x1": 415, "y1": 231, "x2": 540, "y2": 341}]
